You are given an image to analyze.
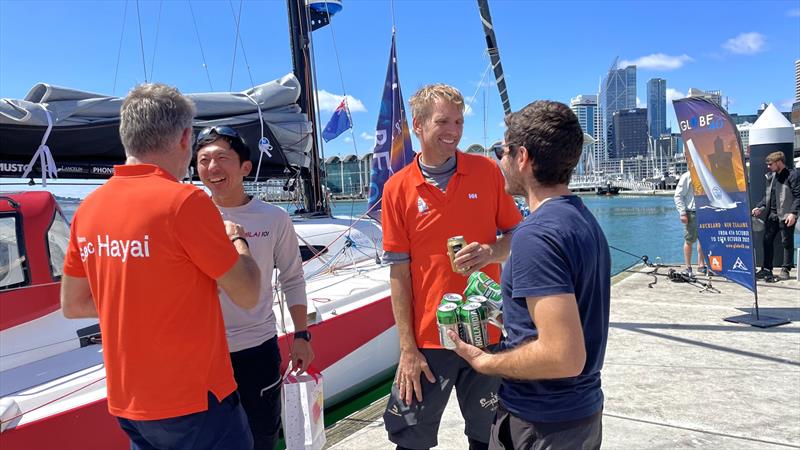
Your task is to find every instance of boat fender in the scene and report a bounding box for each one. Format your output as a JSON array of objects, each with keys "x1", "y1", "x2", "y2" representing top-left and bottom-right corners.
[{"x1": 0, "y1": 397, "x2": 21, "y2": 432}]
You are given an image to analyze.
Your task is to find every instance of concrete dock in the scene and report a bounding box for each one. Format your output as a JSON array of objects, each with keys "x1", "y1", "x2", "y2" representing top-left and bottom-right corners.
[{"x1": 326, "y1": 266, "x2": 800, "y2": 449}]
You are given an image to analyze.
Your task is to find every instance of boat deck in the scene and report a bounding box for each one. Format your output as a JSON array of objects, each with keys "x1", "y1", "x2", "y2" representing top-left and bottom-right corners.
[{"x1": 325, "y1": 266, "x2": 800, "y2": 449}]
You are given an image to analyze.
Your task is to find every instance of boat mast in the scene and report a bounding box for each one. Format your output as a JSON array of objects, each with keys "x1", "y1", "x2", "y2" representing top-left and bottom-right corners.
[
  {"x1": 287, "y1": 0, "x2": 327, "y2": 214},
  {"x1": 476, "y1": 0, "x2": 511, "y2": 116}
]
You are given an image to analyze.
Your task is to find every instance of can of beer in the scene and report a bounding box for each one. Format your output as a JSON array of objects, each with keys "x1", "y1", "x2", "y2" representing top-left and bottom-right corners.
[
  {"x1": 447, "y1": 236, "x2": 467, "y2": 273},
  {"x1": 437, "y1": 303, "x2": 460, "y2": 349},
  {"x1": 465, "y1": 271, "x2": 502, "y2": 303},
  {"x1": 441, "y1": 293, "x2": 464, "y2": 306},
  {"x1": 458, "y1": 302, "x2": 488, "y2": 348}
]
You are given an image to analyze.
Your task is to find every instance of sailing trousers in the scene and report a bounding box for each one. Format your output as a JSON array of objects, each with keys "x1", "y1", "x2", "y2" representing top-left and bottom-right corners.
[
  {"x1": 762, "y1": 217, "x2": 796, "y2": 270},
  {"x1": 230, "y1": 336, "x2": 283, "y2": 450},
  {"x1": 384, "y1": 347, "x2": 500, "y2": 450}
]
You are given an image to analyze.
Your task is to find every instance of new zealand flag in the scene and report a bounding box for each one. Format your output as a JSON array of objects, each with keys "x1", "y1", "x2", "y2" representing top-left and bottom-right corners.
[{"x1": 322, "y1": 99, "x2": 352, "y2": 142}]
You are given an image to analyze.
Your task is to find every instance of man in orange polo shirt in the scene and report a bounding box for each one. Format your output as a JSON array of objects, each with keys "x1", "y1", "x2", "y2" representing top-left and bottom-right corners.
[
  {"x1": 381, "y1": 84, "x2": 522, "y2": 450},
  {"x1": 60, "y1": 83, "x2": 261, "y2": 449}
]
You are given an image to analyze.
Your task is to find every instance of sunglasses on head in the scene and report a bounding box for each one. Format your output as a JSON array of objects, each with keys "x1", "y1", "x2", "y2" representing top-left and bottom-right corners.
[
  {"x1": 196, "y1": 126, "x2": 241, "y2": 143},
  {"x1": 489, "y1": 143, "x2": 516, "y2": 160}
]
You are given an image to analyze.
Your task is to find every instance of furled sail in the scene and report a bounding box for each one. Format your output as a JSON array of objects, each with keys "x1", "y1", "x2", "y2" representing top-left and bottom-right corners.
[{"x1": 0, "y1": 73, "x2": 312, "y2": 180}]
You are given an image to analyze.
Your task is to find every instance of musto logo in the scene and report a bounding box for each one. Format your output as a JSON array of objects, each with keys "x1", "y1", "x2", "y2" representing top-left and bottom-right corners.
[
  {"x1": 79, "y1": 234, "x2": 151, "y2": 262},
  {"x1": 0, "y1": 163, "x2": 29, "y2": 173},
  {"x1": 679, "y1": 113, "x2": 724, "y2": 132}
]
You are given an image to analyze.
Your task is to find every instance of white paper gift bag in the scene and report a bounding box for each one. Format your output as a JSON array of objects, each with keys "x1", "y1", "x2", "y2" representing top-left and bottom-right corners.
[{"x1": 281, "y1": 368, "x2": 325, "y2": 450}]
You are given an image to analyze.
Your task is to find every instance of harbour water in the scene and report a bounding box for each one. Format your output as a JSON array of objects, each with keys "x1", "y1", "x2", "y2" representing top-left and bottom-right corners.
[
  {"x1": 323, "y1": 194, "x2": 687, "y2": 275},
  {"x1": 59, "y1": 194, "x2": 685, "y2": 275}
]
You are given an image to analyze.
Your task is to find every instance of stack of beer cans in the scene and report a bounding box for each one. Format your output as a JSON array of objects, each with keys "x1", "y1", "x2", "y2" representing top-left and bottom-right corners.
[{"x1": 436, "y1": 271, "x2": 504, "y2": 349}]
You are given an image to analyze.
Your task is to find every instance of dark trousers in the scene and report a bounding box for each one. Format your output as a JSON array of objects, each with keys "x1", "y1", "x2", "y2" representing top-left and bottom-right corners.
[
  {"x1": 489, "y1": 406, "x2": 602, "y2": 450},
  {"x1": 762, "y1": 217, "x2": 796, "y2": 270},
  {"x1": 384, "y1": 347, "x2": 500, "y2": 450},
  {"x1": 117, "y1": 392, "x2": 253, "y2": 450},
  {"x1": 230, "y1": 337, "x2": 282, "y2": 450}
]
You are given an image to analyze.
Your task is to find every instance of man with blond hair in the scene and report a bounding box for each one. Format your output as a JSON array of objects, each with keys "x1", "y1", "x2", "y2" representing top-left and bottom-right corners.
[
  {"x1": 752, "y1": 151, "x2": 800, "y2": 281},
  {"x1": 381, "y1": 83, "x2": 522, "y2": 450},
  {"x1": 61, "y1": 83, "x2": 260, "y2": 449}
]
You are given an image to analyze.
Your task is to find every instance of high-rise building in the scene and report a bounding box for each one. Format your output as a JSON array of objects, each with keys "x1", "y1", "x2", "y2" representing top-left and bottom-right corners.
[
  {"x1": 570, "y1": 94, "x2": 598, "y2": 174},
  {"x1": 737, "y1": 122, "x2": 754, "y2": 157},
  {"x1": 793, "y1": 60, "x2": 800, "y2": 151},
  {"x1": 687, "y1": 88, "x2": 725, "y2": 109},
  {"x1": 791, "y1": 60, "x2": 800, "y2": 126},
  {"x1": 601, "y1": 63, "x2": 637, "y2": 159},
  {"x1": 647, "y1": 78, "x2": 667, "y2": 138},
  {"x1": 613, "y1": 108, "x2": 648, "y2": 159}
]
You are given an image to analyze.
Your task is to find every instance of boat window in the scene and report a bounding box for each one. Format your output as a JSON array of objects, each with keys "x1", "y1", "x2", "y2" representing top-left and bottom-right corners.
[
  {"x1": 299, "y1": 245, "x2": 328, "y2": 262},
  {"x1": 0, "y1": 215, "x2": 27, "y2": 290},
  {"x1": 47, "y1": 209, "x2": 70, "y2": 280}
]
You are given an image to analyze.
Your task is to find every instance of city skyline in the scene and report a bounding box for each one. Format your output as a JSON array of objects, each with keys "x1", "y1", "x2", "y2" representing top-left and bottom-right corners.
[{"x1": 1, "y1": 1, "x2": 797, "y2": 159}]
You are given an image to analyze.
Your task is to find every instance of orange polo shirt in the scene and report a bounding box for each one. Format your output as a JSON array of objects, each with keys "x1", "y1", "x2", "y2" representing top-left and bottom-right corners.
[
  {"x1": 382, "y1": 152, "x2": 522, "y2": 348},
  {"x1": 63, "y1": 164, "x2": 238, "y2": 420}
]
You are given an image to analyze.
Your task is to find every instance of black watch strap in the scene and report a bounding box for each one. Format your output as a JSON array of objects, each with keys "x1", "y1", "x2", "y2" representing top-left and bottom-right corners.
[{"x1": 294, "y1": 330, "x2": 311, "y2": 341}]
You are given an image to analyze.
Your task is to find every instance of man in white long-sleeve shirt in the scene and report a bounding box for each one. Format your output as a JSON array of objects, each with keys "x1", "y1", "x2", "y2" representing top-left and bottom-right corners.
[
  {"x1": 195, "y1": 126, "x2": 315, "y2": 450},
  {"x1": 674, "y1": 171, "x2": 709, "y2": 276}
]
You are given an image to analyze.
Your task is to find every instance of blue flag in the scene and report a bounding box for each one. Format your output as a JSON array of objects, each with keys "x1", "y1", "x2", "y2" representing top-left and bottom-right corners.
[
  {"x1": 367, "y1": 33, "x2": 415, "y2": 214},
  {"x1": 322, "y1": 99, "x2": 352, "y2": 142}
]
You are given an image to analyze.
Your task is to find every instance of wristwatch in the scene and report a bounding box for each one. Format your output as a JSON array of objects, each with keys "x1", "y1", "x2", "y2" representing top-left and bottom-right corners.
[{"x1": 294, "y1": 330, "x2": 312, "y2": 342}]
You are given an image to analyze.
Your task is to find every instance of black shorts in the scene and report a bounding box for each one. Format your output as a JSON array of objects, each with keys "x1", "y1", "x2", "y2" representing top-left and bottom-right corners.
[
  {"x1": 230, "y1": 336, "x2": 282, "y2": 450},
  {"x1": 489, "y1": 406, "x2": 602, "y2": 450},
  {"x1": 383, "y1": 347, "x2": 501, "y2": 449}
]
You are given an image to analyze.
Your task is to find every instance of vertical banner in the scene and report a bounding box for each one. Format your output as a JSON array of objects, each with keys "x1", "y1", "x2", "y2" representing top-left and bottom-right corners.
[
  {"x1": 673, "y1": 97, "x2": 756, "y2": 293},
  {"x1": 366, "y1": 32, "x2": 415, "y2": 215}
]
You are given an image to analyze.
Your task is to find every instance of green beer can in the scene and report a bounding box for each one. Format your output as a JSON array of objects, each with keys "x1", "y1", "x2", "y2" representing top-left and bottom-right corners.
[
  {"x1": 458, "y1": 302, "x2": 488, "y2": 348},
  {"x1": 437, "y1": 303, "x2": 460, "y2": 349},
  {"x1": 465, "y1": 271, "x2": 502, "y2": 303},
  {"x1": 441, "y1": 293, "x2": 464, "y2": 306}
]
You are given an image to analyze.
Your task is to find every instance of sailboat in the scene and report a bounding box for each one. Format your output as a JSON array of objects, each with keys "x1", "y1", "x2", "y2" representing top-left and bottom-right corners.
[{"x1": 0, "y1": 1, "x2": 400, "y2": 448}]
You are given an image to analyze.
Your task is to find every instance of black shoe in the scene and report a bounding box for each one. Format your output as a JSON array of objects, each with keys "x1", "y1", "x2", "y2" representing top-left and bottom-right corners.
[
  {"x1": 755, "y1": 268, "x2": 772, "y2": 280},
  {"x1": 777, "y1": 268, "x2": 791, "y2": 281}
]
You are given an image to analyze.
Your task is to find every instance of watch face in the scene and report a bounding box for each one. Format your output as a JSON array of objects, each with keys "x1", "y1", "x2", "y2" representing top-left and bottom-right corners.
[{"x1": 295, "y1": 331, "x2": 311, "y2": 341}]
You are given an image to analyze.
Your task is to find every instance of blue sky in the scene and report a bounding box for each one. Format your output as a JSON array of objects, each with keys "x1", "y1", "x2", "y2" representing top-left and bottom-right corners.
[{"x1": 1, "y1": 0, "x2": 798, "y2": 161}]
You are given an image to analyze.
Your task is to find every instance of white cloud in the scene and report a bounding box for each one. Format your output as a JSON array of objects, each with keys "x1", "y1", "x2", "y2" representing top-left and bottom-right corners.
[
  {"x1": 498, "y1": 121, "x2": 506, "y2": 130},
  {"x1": 619, "y1": 53, "x2": 692, "y2": 70},
  {"x1": 787, "y1": 8, "x2": 800, "y2": 17},
  {"x1": 464, "y1": 103, "x2": 474, "y2": 116},
  {"x1": 666, "y1": 88, "x2": 686, "y2": 102},
  {"x1": 344, "y1": 136, "x2": 353, "y2": 143},
  {"x1": 778, "y1": 99, "x2": 793, "y2": 111},
  {"x1": 636, "y1": 97, "x2": 645, "y2": 108},
  {"x1": 722, "y1": 32, "x2": 766, "y2": 55},
  {"x1": 316, "y1": 90, "x2": 367, "y2": 113},
  {"x1": 360, "y1": 131, "x2": 374, "y2": 141}
]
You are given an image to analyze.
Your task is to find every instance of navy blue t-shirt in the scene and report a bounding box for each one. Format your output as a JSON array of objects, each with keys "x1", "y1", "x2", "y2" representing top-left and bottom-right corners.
[{"x1": 498, "y1": 195, "x2": 610, "y2": 423}]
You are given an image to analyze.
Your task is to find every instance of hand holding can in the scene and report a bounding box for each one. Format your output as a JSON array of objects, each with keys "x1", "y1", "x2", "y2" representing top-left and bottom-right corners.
[{"x1": 447, "y1": 236, "x2": 467, "y2": 273}]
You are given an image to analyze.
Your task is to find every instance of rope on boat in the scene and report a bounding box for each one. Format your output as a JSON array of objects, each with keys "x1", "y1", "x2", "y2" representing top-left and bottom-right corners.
[
  {"x1": 301, "y1": 199, "x2": 381, "y2": 268},
  {"x1": 0, "y1": 375, "x2": 106, "y2": 426}
]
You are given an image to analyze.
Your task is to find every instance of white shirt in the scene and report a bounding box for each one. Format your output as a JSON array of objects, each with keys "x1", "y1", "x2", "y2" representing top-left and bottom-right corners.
[
  {"x1": 674, "y1": 171, "x2": 696, "y2": 215},
  {"x1": 217, "y1": 198, "x2": 308, "y2": 352}
]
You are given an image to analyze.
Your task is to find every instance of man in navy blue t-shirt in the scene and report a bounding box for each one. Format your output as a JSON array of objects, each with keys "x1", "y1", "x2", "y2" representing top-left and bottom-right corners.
[{"x1": 449, "y1": 100, "x2": 610, "y2": 450}]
